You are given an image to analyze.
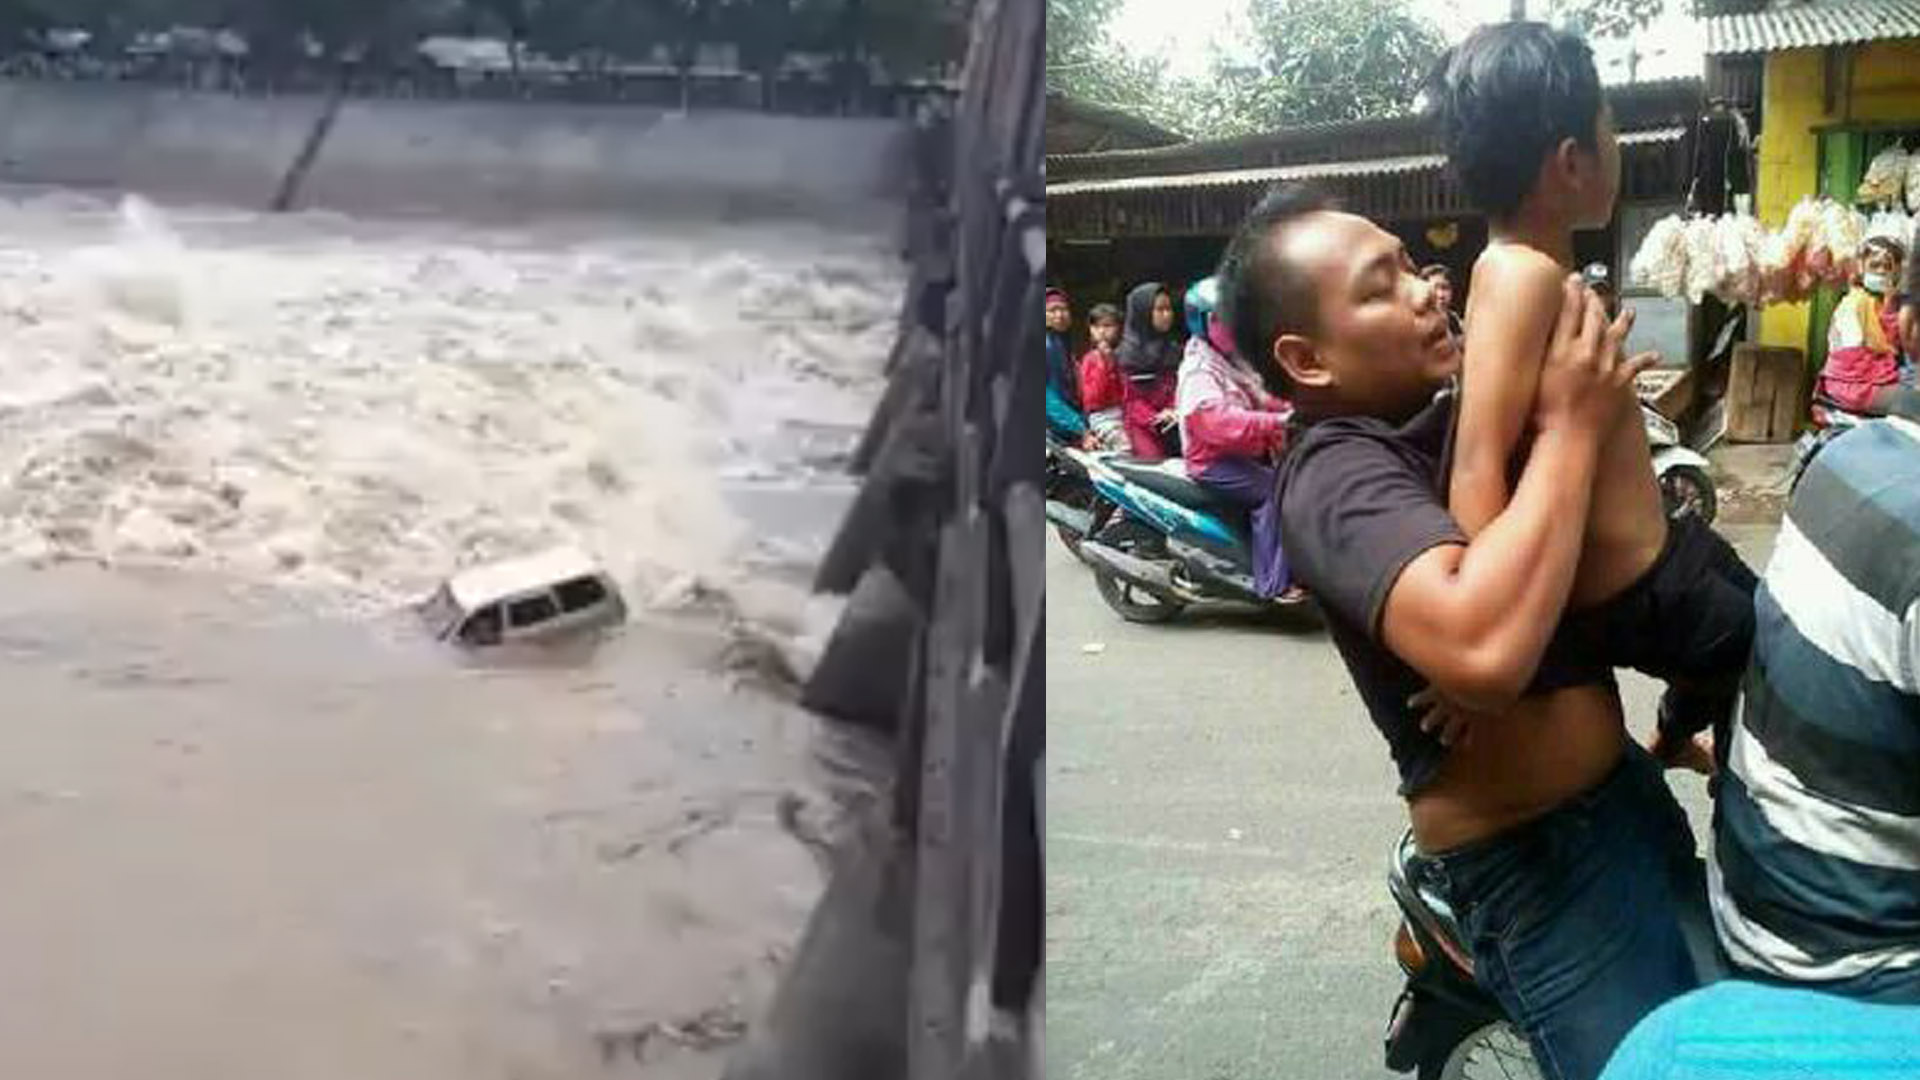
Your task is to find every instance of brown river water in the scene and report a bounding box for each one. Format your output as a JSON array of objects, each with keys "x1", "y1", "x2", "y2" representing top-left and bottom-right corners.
[{"x1": 0, "y1": 189, "x2": 898, "y2": 1078}]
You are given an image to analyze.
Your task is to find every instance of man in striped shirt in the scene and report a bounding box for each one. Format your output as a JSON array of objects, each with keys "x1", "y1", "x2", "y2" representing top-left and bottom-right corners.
[{"x1": 1705, "y1": 375, "x2": 1920, "y2": 1003}]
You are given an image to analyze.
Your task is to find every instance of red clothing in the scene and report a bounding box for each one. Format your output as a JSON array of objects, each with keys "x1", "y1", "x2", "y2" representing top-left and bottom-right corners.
[
  {"x1": 1820, "y1": 288, "x2": 1902, "y2": 412},
  {"x1": 1121, "y1": 373, "x2": 1178, "y2": 460},
  {"x1": 1078, "y1": 348, "x2": 1123, "y2": 413}
]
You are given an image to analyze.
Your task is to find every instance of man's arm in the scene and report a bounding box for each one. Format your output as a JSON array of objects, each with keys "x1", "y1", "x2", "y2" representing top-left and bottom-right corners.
[
  {"x1": 1448, "y1": 254, "x2": 1571, "y2": 538},
  {"x1": 1384, "y1": 280, "x2": 1646, "y2": 713},
  {"x1": 1386, "y1": 428, "x2": 1600, "y2": 712}
]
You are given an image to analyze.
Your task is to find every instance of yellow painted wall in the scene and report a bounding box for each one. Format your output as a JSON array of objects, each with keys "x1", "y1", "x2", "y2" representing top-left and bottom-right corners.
[{"x1": 1755, "y1": 41, "x2": 1920, "y2": 350}]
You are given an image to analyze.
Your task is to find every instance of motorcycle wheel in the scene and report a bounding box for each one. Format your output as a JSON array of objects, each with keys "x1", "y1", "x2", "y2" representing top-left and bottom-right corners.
[
  {"x1": 1092, "y1": 570, "x2": 1186, "y2": 624},
  {"x1": 1660, "y1": 465, "x2": 1716, "y2": 525},
  {"x1": 1425, "y1": 1020, "x2": 1541, "y2": 1080}
]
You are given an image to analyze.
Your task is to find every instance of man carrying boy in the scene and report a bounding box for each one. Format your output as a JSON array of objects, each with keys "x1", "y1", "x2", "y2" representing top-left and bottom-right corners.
[
  {"x1": 1222, "y1": 179, "x2": 1692, "y2": 1080},
  {"x1": 1427, "y1": 22, "x2": 1756, "y2": 770}
]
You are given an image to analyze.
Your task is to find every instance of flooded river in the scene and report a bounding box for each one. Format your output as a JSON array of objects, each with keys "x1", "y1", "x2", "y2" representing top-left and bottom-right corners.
[{"x1": 0, "y1": 190, "x2": 898, "y2": 1078}]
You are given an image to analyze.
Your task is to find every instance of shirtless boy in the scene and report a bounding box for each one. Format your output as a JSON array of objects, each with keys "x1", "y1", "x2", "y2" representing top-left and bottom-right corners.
[{"x1": 1426, "y1": 23, "x2": 1758, "y2": 763}]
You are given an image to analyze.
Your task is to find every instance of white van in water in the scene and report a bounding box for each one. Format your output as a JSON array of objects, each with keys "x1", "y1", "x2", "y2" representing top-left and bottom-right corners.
[{"x1": 420, "y1": 546, "x2": 627, "y2": 646}]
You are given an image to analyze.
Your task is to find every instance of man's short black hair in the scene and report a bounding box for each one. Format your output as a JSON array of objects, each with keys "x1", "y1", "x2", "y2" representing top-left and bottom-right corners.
[
  {"x1": 1424, "y1": 22, "x2": 1603, "y2": 220},
  {"x1": 1419, "y1": 264, "x2": 1452, "y2": 283},
  {"x1": 1216, "y1": 182, "x2": 1340, "y2": 395}
]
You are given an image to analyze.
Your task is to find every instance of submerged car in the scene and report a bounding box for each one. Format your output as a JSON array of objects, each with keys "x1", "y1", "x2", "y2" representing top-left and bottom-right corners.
[{"x1": 420, "y1": 546, "x2": 627, "y2": 646}]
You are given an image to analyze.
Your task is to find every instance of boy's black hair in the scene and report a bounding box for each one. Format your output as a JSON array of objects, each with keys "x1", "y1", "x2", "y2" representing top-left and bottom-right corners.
[
  {"x1": 1419, "y1": 264, "x2": 1452, "y2": 283},
  {"x1": 1215, "y1": 182, "x2": 1340, "y2": 395},
  {"x1": 1424, "y1": 22, "x2": 1604, "y2": 220},
  {"x1": 1087, "y1": 302, "x2": 1122, "y2": 323}
]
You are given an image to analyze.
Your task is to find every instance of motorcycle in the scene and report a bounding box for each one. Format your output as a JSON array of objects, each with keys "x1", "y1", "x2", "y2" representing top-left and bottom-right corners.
[
  {"x1": 1643, "y1": 401, "x2": 1717, "y2": 524},
  {"x1": 1383, "y1": 828, "x2": 1726, "y2": 1080},
  {"x1": 1383, "y1": 831, "x2": 1540, "y2": 1080},
  {"x1": 1788, "y1": 393, "x2": 1872, "y2": 494},
  {"x1": 1057, "y1": 397, "x2": 1706, "y2": 624},
  {"x1": 1044, "y1": 435, "x2": 1101, "y2": 561},
  {"x1": 1065, "y1": 447, "x2": 1311, "y2": 624}
]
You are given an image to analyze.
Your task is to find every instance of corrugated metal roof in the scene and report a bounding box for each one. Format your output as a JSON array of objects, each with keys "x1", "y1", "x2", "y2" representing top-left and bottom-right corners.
[
  {"x1": 1045, "y1": 127, "x2": 1685, "y2": 198},
  {"x1": 1702, "y1": 0, "x2": 1920, "y2": 55}
]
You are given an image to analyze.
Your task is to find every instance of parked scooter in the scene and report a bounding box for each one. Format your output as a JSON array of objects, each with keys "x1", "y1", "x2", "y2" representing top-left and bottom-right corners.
[
  {"x1": 1067, "y1": 448, "x2": 1310, "y2": 623},
  {"x1": 1584, "y1": 262, "x2": 1718, "y2": 523},
  {"x1": 1643, "y1": 401, "x2": 1717, "y2": 523}
]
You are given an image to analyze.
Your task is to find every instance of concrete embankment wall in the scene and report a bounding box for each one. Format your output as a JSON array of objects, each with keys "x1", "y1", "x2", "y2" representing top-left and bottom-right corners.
[{"x1": 0, "y1": 79, "x2": 909, "y2": 220}]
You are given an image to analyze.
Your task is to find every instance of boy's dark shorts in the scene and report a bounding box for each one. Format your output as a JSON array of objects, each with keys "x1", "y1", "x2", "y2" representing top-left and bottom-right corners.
[{"x1": 1564, "y1": 514, "x2": 1760, "y2": 740}]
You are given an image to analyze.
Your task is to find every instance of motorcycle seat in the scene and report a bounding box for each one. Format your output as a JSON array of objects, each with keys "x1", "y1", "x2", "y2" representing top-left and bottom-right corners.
[{"x1": 1108, "y1": 459, "x2": 1240, "y2": 519}]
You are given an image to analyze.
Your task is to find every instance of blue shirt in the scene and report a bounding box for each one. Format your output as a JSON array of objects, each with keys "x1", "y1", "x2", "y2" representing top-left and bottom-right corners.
[{"x1": 1600, "y1": 981, "x2": 1920, "y2": 1079}]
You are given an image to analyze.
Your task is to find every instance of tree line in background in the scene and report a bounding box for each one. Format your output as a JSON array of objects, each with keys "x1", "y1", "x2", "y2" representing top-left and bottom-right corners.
[
  {"x1": 0, "y1": 0, "x2": 967, "y2": 108},
  {"x1": 1048, "y1": 0, "x2": 1677, "y2": 139}
]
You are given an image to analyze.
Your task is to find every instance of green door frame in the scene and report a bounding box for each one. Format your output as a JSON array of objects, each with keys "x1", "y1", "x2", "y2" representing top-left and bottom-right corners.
[{"x1": 1808, "y1": 128, "x2": 1865, "y2": 378}]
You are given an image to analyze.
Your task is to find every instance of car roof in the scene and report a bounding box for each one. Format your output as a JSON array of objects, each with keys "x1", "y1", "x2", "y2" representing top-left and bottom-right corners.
[{"x1": 445, "y1": 546, "x2": 607, "y2": 610}]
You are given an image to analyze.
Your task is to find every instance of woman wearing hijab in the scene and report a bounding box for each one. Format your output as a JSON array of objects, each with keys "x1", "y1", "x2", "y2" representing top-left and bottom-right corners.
[
  {"x1": 1044, "y1": 288, "x2": 1087, "y2": 443},
  {"x1": 1117, "y1": 282, "x2": 1182, "y2": 460}
]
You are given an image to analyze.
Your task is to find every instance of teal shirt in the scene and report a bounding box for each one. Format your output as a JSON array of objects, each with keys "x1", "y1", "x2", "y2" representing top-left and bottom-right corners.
[{"x1": 1600, "y1": 981, "x2": 1920, "y2": 1078}]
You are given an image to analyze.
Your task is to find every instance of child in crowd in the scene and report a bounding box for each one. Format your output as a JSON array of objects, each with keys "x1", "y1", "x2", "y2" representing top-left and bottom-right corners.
[{"x1": 1078, "y1": 302, "x2": 1128, "y2": 451}]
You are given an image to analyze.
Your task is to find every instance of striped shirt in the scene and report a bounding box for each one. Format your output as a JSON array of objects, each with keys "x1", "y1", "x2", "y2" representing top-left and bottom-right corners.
[{"x1": 1708, "y1": 416, "x2": 1920, "y2": 999}]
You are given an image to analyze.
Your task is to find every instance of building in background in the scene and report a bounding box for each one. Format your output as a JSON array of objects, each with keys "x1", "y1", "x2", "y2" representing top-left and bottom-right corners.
[
  {"x1": 1045, "y1": 77, "x2": 1702, "y2": 372},
  {"x1": 1045, "y1": 92, "x2": 1185, "y2": 154},
  {"x1": 1702, "y1": 0, "x2": 1920, "y2": 374}
]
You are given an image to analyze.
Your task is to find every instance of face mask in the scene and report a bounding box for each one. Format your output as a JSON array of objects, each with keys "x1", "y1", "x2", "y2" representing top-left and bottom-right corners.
[{"x1": 1864, "y1": 272, "x2": 1891, "y2": 295}]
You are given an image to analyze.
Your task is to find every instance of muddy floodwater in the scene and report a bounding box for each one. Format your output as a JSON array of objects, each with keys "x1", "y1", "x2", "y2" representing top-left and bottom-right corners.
[{"x1": 0, "y1": 190, "x2": 898, "y2": 1078}]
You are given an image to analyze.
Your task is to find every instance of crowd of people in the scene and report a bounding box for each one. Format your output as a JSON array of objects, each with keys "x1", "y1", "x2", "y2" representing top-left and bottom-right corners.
[
  {"x1": 1051, "y1": 19, "x2": 1919, "y2": 1080},
  {"x1": 1044, "y1": 270, "x2": 1458, "y2": 601}
]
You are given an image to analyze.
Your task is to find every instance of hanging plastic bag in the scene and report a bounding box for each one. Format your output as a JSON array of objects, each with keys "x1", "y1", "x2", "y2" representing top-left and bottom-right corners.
[
  {"x1": 1759, "y1": 198, "x2": 1821, "y2": 304},
  {"x1": 1859, "y1": 144, "x2": 1909, "y2": 206},
  {"x1": 1682, "y1": 216, "x2": 1720, "y2": 303},
  {"x1": 1815, "y1": 199, "x2": 1867, "y2": 288},
  {"x1": 1630, "y1": 214, "x2": 1690, "y2": 299},
  {"x1": 1905, "y1": 151, "x2": 1920, "y2": 214},
  {"x1": 1711, "y1": 211, "x2": 1766, "y2": 305},
  {"x1": 1867, "y1": 207, "x2": 1912, "y2": 248}
]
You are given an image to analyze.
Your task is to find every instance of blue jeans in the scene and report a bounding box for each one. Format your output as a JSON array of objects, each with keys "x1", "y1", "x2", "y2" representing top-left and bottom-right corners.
[{"x1": 1420, "y1": 746, "x2": 1704, "y2": 1080}]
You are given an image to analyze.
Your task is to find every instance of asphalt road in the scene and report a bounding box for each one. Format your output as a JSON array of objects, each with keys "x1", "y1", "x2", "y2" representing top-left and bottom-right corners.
[{"x1": 1044, "y1": 522, "x2": 1781, "y2": 1080}]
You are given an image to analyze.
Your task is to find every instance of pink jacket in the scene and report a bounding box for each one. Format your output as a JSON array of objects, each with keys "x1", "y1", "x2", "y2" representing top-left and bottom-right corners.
[{"x1": 1175, "y1": 336, "x2": 1290, "y2": 473}]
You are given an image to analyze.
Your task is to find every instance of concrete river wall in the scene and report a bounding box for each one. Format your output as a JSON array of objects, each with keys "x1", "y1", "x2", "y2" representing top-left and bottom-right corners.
[{"x1": 0, "y1": 79, "x2": 910, "y2": 220}]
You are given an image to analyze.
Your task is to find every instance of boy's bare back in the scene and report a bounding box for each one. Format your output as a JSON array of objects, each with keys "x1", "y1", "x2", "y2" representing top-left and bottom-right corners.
[{"x1": 1453, "y1": 241, "x2": 1668, "y2": 608}]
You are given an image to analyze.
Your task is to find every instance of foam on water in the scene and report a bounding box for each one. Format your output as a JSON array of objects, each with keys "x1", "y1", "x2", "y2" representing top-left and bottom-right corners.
[{"x1": 0, "y1": 192, "x2": 896, "y2": 612}]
